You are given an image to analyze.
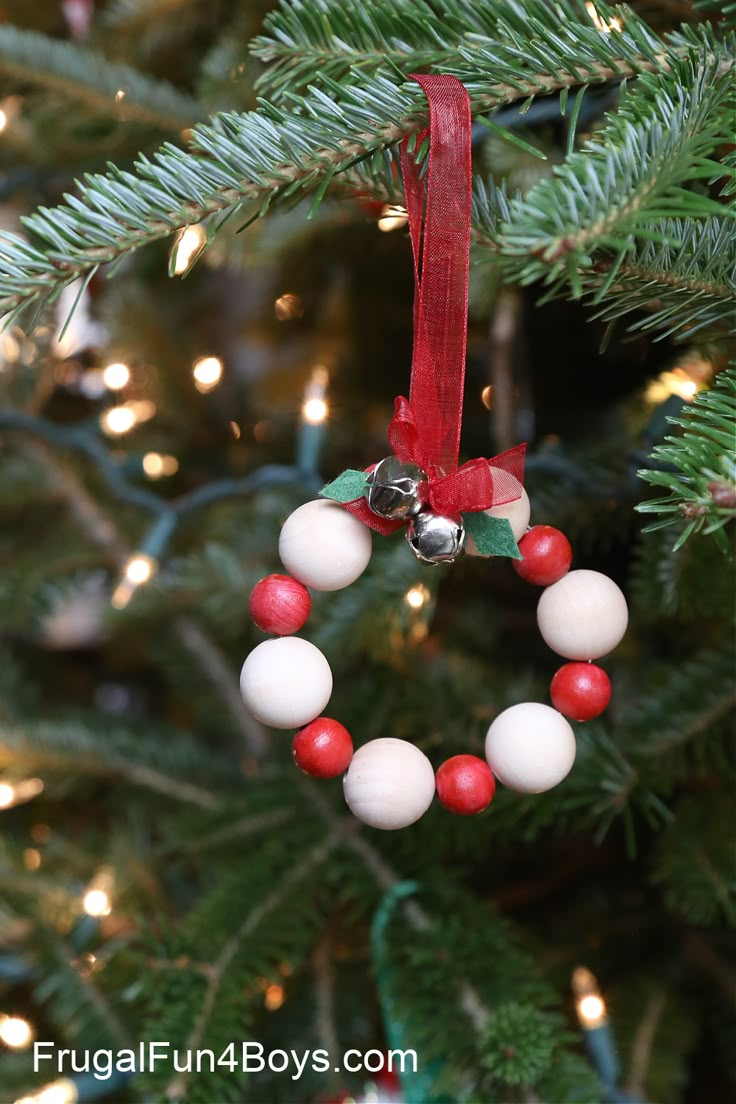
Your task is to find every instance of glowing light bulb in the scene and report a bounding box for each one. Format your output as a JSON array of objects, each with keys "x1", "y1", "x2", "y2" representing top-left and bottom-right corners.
[
  {"x1": 142, "y1": 452, "x2": 178, "y2": 479},
  {"x1": 125, "y1": 554, "x2": 156, "y2": 585},
  {"x1": 115, "y1": 89, "x2": 126, "y2": 103},
  {"x1": 645, "y1": 368, "x2": 703, "y2": 404},
  {"x1": 0, "y1": 778, "x2": 43, "y2": 810},
  {"x1": 102, "y1": 362, "x2": 130, "y2": 390},
  {"x1": 264, "y1": 984, "x2": 285, "y2": 1011},
  {"x1": 585, "y1": 2, "x2": 622, "y2": 32},
  {"x1": 302, "y1": 397, "x2": 328, "y2": 425},
  {"x1": 192, "y1": 356, "x2": 223, "y2": 393},
  {"x1": 37, "y1": 1080, "x2": 78, "y2": 1104},
  {"x1": 101, "y1": 405, "x2": 135, "y2": 436},
  {"x1": 83, "y1": 888, "x2": 111, "y2": 918},
  {"x1": 0, "y1": 1015, "x2": 33, "y2": 1048},
  {"x1": 405, "y1": 584, "x2": 429, "y2": 610},
  {"x1": 377, "y1": 204, "x2": 408, "y2": 232},
  {"x1": 172, "y1": 225, "x2": 206, "y2": 275},
  {"x1": 578, "y1": 995, "x2": 606, "y2": 1025},
  {"x1": 0, "y1": 109, "x2": 7, "y2": 133}
]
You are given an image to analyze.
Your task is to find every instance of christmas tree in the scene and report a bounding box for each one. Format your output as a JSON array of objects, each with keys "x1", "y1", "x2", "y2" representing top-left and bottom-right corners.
[{"x1": 0, "y1": 2, "x2": 734, "y2": 1102}]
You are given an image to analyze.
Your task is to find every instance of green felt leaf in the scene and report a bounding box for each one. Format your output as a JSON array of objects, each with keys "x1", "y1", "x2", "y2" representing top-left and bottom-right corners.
[
  {"x1": 320, "y1": 469, "x2": 367, "y2": 503},
  {"x1": 464, "y1": 512, "x2": 521, "y2": 559}
]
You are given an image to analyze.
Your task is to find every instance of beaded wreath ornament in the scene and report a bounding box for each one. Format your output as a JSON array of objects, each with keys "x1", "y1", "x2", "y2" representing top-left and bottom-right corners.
[{"x1": 239, "y1": 76, "x2": 627, "y2": 831}]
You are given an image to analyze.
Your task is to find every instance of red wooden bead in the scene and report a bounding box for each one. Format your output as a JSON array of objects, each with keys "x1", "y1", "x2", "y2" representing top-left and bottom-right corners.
[
  {"x1": 512, "y1": 525, "x2": 572, "y2": 586},
  {"x1": 435, "y1": 754, "x2": 496, "y2": 815},
  {"x1": 292, "y1": 717, "x2": 353, "y2": 778},
  {"x1": 249, "y1": 574, "x2": 311, "y2": 635},
  {"x1": 550, "y1": 662, "x2": 611, "y2": 721}
]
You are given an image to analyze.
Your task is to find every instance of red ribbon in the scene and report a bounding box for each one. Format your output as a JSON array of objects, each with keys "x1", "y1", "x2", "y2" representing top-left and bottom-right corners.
[{"x1": 345, "y1": 74, "x2": 525, "y2": 536}]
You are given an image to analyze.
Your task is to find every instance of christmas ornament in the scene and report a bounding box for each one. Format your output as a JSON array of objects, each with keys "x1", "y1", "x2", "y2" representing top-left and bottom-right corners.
[
  {"x1": 365, "y1": 456, "x2": 427, "y2": 520},
  {"x1": 406, "y1": 510, "x2": 465, "y2": 564},
  {"x1": 435, "y1": 755, "x2": 496, "y2": 815},
  {"x1": 292, "y1": 717, "x2": 353, "y2": 778},
  {"x1": 550, "y1": 662, "x2": 612, "y2": 722},
  {"x1": 249, "y1": 573, "x2": 311, "y2": 635},
  {"x1": 512, "y1": 525, "x2": 572, "y2": 586},
  {"x1": 238, "y1": 75, "x2": 627, "y2": 830}
]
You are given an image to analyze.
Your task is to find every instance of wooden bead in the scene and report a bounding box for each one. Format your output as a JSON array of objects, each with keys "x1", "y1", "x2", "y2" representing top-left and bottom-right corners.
[
  {"x1": 550, "y1": 662, "x2": 611, "y2": 722},
  {"x1": 537, "y1": 569, "x2": 628, "y2": 660},
  {"x1": 436, "y1": 754, "x2": 496, "y2": 815},
  {"x1": 512, "y1": 525, "x2": 572, "y2": 586},
  {"x1": 240, "y1": 637, "x2": 332, "y2": 729},
  {"x1": 279, "y1": 499, "x2": 372, "y2": 591},
  {"x1": 343, "y1": 738, "x2": 435, "y2": 830},
  {"x1": 467, "y1": 471, "x2": 530, "y2": 555},
  {"x1": 292, "y1": 717, "x2": 353, "y2": 778},
  {"x1": 249, "y1": 574, "x2": 311, "y2": 635},
  {"x1": 485, "y1": 702, "x2": 575, "y2": 793}
]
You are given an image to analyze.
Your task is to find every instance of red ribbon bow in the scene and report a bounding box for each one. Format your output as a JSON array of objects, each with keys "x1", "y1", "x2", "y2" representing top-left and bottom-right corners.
[{"x1": 344, "y1": 74, "x2": 525, "y2": 536}]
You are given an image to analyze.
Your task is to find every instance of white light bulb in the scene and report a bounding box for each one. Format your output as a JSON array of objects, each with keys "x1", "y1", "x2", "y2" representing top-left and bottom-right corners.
[
  {"x1": 0, "y1": 1015, "x2": 33, "y2": 1048},
  {"x1": 102, "y1": 362, "x2": 130, "y2": 390},
  {"x1": 37, "y1": 1080, "x2": 78, "y2": 1104},
  {"x1": 192, "y1": 356, "x2": 223, "y2": 392},
  {"x1": 405, "y1": 585, "x2": 429, "y2": 610},
  {"x1": 302, "y1": 397, "x2": 328, "y2": 425},
  {"x1": 377, "y1": 204, "x2": 408, "y2": 232},
  {"x1": 101, "y1": 405, "x2": 135, "y2": 435},
  {"x1": 0, "y1": 782, "x2": 15, "y2": 808},
  {"x1": 172, "y1": 225, "x2": 206, "y2": 275},
  {"x1": 124, "y1": 555, "x2": 155, "y2": 586},
  {"x1": 83, "y1": 888, "x2": 111, "y2": 917}
]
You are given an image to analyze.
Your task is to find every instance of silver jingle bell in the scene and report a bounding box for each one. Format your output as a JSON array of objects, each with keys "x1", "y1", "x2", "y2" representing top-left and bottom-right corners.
[
  {"x1": 365, "y1": 455, "x2": 428, "y2": 521},
  {"x1": 406, "y1": 510, "x2": 466, "y2": 565}
]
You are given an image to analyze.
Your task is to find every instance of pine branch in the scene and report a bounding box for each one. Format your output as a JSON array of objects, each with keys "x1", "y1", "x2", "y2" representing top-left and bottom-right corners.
[
  {"x1": 0, "y1": 25, "x2": 204, "y2": 132},
  {"x1": 637, "y1": 367, "x2": 736, "y2": 548},
  {"x1": 495, "y1": 57, "x2": 736, "y2": 293},
  {"x1": 0, "y1": 3, "x2": 726, "y2": 321}
]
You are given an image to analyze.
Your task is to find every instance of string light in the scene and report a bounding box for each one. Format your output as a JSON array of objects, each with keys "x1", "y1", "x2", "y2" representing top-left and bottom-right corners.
[
  {"x1": 301, "y1": 366, "x2": 329, "y2": 425},
  {"x1": 405, "y1": 584, "x2": 430, "y2": 610},
  {"x1": 0, "y1": 109, "x2": 6, "y2": 133},
  {"x1": 0, "y1": 778, "x2": 44, "y2": 810},
  {"x1": 102, "y1": 362, "x2": 130, "y2": 390},
  {"x1": 585, "y1": 2, "x2": 622, "y2": 32},
  {"x1": 644, "y1": 367, "x2": 705, "y2": 404},
  {"x1": 572, "y1": 966, "x2": 608, "y2": 1028},
  {"x1": 274, "y1": 293, "x2": 303, "y2": 321},
  {"x1": 142, "y1": 452, "x2": 179, "y2": 479},
  {"x1": 115, "y1": 89, "x2": 126, "y2": 103},
  {"x1": 171, "y1": 224, "x2": 206, "y2": 275},
  {"x1": 192, "y1": 355, "x2": 223, "y2": 393},
  {"x1": 377, "y1": 204, "x2": 409, "y2": 232},
  {"x1": 111, "y1": 553, "x2": 158, "y2": 609},
  {"x1": 16, "y1": 1079, "x2": 79, "y2": 1104},
  {"x1": 264, "y1": 983, "x2": 285, "y2": 1010},
  {"x1": 100, "y1": 399, "x2": 156, "y2": 436},
  {"x1": 82, "y1": 867, "x2": 115, "y2": 918},
  {"x1": 0, "y1": 1014, "x2": 33, "y2": 1049}
]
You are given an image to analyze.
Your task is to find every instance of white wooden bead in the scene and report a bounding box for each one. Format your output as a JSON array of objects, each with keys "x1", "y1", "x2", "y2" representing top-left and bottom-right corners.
[
  {"x1": 537, "y1": 568, "x2": 628, "y2": 660},
  {"x1": 343, "y1": 738, "x2": 435, "y2": 830},
  {"x1": 485, "y1": 702, "x2": 575, "y2": 793},
  {"x1": 240, "y1": 637, "x2": 332, "y2": 729},
  {"x1": 279, "y1": 498, "x2": 372, "y2": 591},
  {"x1": 467, "y1": 472, "x2": 530, "y2": 555}
]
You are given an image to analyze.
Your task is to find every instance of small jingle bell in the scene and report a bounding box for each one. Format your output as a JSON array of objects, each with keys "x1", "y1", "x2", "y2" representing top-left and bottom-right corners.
[
  {"x1": 407, "y1": 510, "x2": 465, "y2": 565},
  {"x1": 365, "y1": 456, "x2": 428, "y2": 521}
]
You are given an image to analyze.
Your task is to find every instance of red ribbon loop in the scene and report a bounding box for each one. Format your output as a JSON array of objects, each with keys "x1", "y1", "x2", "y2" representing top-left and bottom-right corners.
[{"x1": 343, "y1": 74, "x2": 525, "y2": 534}]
